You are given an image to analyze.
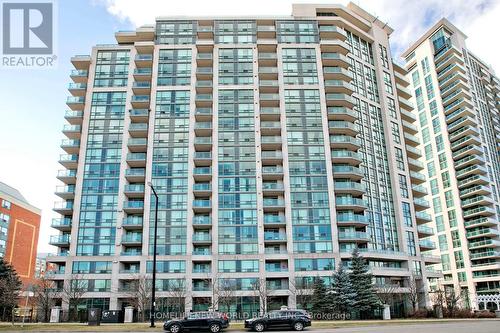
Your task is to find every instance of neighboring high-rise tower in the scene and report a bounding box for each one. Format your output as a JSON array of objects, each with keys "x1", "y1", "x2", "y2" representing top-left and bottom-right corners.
[
  {"x1": 48, "y1": 2, "x2": 441, "y2": 315},
  {"x1": 402, "y1": 19, "x2": 500, "y2": 306}
]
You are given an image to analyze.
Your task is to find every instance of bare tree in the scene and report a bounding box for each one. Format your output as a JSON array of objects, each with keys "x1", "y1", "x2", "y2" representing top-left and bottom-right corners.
[
  {"x1": 289, "y1": 278, "x2": 313, "y2": 311},
  {"x1": 444, "y1": 287, "x2": 461, "y2": 317},
  {"x1": 407, "y1": 274, "x2": 420, "y2": 313},
  {"x1": 125, "y1": 274, "x2": 152, "y2": 322},
  {"x1": 166, "y1": 279, "x2": 188, "y2": 316},
  {"x1": 251, "y1": 278, "x2": 269, "y2": 315},
  {"x1": 32, "y1": 276, "x2": 55, "y2": 322},
  {"x1": 376, "y1": 283, "x2": 400, "y2": 307},
  {"x1": 216, "y1": 279, "x2": 237, "y2": 314},
  {"x1": 61, "y1": 274, "x2": 87, "y2": 321}
]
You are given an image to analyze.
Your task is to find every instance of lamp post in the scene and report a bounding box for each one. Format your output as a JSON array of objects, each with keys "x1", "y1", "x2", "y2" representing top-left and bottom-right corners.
[{"x1": 148, "y1": 182, "x2": 159, "y2": 328}]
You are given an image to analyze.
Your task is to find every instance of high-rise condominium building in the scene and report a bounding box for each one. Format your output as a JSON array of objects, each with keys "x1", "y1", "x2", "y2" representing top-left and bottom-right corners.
[
  {"x1": 49, "y1": 2, "x2": 442, "y2": 314},
  {"x1": 402, "y1": 19, "x2": 500, "y2": 304}
]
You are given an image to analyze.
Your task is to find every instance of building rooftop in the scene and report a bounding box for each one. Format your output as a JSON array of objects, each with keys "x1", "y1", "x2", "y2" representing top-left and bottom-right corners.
[{"x1": 0, "y1": 181, "x2": 41, "y2": 214}]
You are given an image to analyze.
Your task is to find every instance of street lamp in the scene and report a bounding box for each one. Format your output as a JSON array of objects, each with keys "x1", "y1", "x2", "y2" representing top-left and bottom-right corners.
[{"x1": 148, "y1": 182, "x2": 159, "y2": 328}]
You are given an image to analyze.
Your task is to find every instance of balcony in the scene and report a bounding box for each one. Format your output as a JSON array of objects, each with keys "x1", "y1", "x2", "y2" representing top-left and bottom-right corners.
[
  {"x1": 128, "y1": 123, "x2": 148, "y2": 138},
  {"x1": 194, "y1": 136, "x2": 212, "y2": 151},
  {"x1": 194, "y1": 121, "x2": 212, "y2": 136},
  {"x1": 258, "y1": 52, "x2": 277, "y2": 66},
  {"x1": 460, "y1": 184, "x2": 491, "y2": 199},
  {"x1": 194, "y1": 151, "x2": 212, "y2": 166},
  {"x1": 261, "y1": 151, "x2": 283, "y2": 164},
  {"x1": 407, "y1": 157, "x2": 425, "y2": 171},
  {"x1": 193, "y1": 183, "x2": 212, "y2": 196},
  {"x1": 56, "y1": 169, "x2": 77, "y2": 184},
  {"x1": 319, "y1": 25, "x2": 347, "y2": 39},
  {"x1": 451, "y1": 144, "x2": 482, "y2": 161},
  {"x1": 49, "y1": 235, "x2": 71, "y2": 247},
  {"x1": 463, "y1": 206, "x2": 496, "y2": 218},
  {"x1": 262, "y1": 182, "x2": 285, "y2": 195},
  {"x1": 404, "y1": 132, "x2": 420, "y2": 147},
  {"x1": 130, "y1": 109, "x2": 149, "y2": 122},
  {"x1": 415, "y1": 211, "x2": 432, "y2": 223},
  {"x1": 132, "y1": 81, "x2": 151, "y2": 94},
  {"x1": 331, "y1": 150, "x2": 362, "y2": 166},
  {"x1": 400, "y1": 109, "x2": 417, "y2": 122},
  {"x1": 193, "y1": 167, "x2": 212, "y2": 181},
  {"x1": 320, "y1": 39, "x2": 349, "y2": 54},
  {"x1": 260, "y1": 121, "x2": 281, "y2": 135},
  {"x1": 71, "y1": 54, "x2": 91, "y2": 69},
  {"x1": 327, "y1": 106, "x2": 358, "y2": 123},
  {"x1": 193, "y1": 216, "x2": 211, "y2": 228},
  {"x1": 455, "y1": 164, "x2": 487, "y2": 179},
  {"x1": 128, "y1": 138, "x2": 147, "y2": 152},
  {"x1": 414, "y1": 198, "x2": 430, "y2": 210},
  {"x1": 338, "y1": 231, "x2": 369, "y2": 242},
  {"x1": 51, "y1": 218, "x2": 72, "y2": 231},
  {"x1": 192, "y1": 233, "x2": 212, "y2": 244},
  {"x1": 134, "y1": 54, "x2": 153, "y2": 66},
  {"x1": 133, "y1": 68, "x2": 152, "y2": 80},
  {"x1": 123, "y1": 201, "x2": 144, "y2": 213},
  {"x1": 124, "y1": 184, "x2": 145, "y2": 198},
  {"x1": 60, "y1": 139, "x2": 80, "y2": 154},
  {"x1": 126, "y1": 153, "x2": 146, "y2": 167},
  {"x1": 125, "y1": 168, "x2": 145, "y2": 182},
  {"x1": 450, "y1": 134, "x2": 481, "y2": 151},
  {"x1": 196, "y1": 67, "x2": 213, "y2": 79},
  {"x1": 122, "y1": 216, "x2": 143, "y2": 229},
  {"x1": 323, "y1": 67, "x2": 352, "y2": 81},
  {"x1": 462, "y1": 195, "x2": 494, "y2": 209},
  {"x1": 321, "y1": 52, "x2": 349, "y2": 68},
  {"x1": 262, "y1": 166, "x2": 284, "y2": 180},
  {"x1": 68, "y1": 83, "x2": 87, "y2": 97},
  {"x1": 264, "y1": 215, "x2": 286, "y2": 227},
  {"x1": 70, "y1": 69, "x2": 88, "y2": 83},
  {"x1": 398, "y1": 96, "x2": 414, "y2": 111},
  {"x1": 469, "y1": 250, "x2": 500, "y2": 260},
  {"x1": 64, "y1": 110, "x2": 83, "y2": 125},
  {"x1": 417, "y1": 225, "x2": 434, "y2": 237},
  {"x1": 419, "y1": 239, "x2": 436, "y2": 250},
  {"x1": 333, "y1": 165, "x2": 363, "y2": 180},
  {"x1": 335, "y1": 197, "x2": 366, "y2": 211},
  {"x1": 333, "y1": 181, "x2": 365, "y2": 195},
  {"x1": 258, "y1": 67, "x2": 278, "y2": 79},
  {"x1": 325, "y1": 93, "x2": 355, "y2": 108},
  {"x1": 261, "y1": 107, "x2": 281, "y2": 120},
  {"x1": 330, "y1": 135, "x2": 360, "y2": 150},
  {"x1": 53, "y1": 200, "x2": 73, "y2": 215},
  {"x1": 263, "y1": 198, "x2": 285, "y2": 211},
  {"x1": 405, "y1": 145, "x2": 422, "y2": 159},
  {"x1": 336, "y1": 214, "x2": 368, "y2": 227},
  {"x1": 464, "y1": 217, "x2": 496, "y2": 229},
  {"x1": 261, "y1": 136, "x2": 282, "y2": 149},
  {"x1": 195, "y1": 108, "x2": 212, "y2": 121},
  {"x1": 196, "y1": 52, "x2": 213, "y2": 66},
  {"x1": 196, "y1": 80, "x2": 213, "y2": 93},
  {"x1": 257, "y1": 25, "x2": 276, "y2": 38},
  {"x1": 259, "y1": 80, "x2": 279, "y2": 93},
  {"x1": 324, "y1": 80, "x2": 353, "y2": 94},
  {"x1": 195, "y1": 94, "x2": 213, "y2": 107},
  {"x1": 59, "y1": 154, "x2": 78, "y2": 168},
  {"x1": 466, "y1": 227, "x2": 499, "y2": 240},
  {"x1": 62, "y1": 125, "x2": 81, "y2": 139},
  {"x1": 264, "y1": 232, "x2": 287, "y2": 243},
  {"x1": 329, "y1": 121, "x2": 358, "y2": 136},
  {"x1": 131, "y1": 95, "x2": 150, "y2": 108},
  {"x1": 469, "y1": 239, "x2": 500, "y2": 250},
  {"x1": 122, "y1": 233, "x2": 143, "y2": 246},
  {"x1": 260, "y1": 93, "x2": 280, "y2": 107},
  {"x1": 55, "y1": 185, "x2": 75, "y2": 200}
]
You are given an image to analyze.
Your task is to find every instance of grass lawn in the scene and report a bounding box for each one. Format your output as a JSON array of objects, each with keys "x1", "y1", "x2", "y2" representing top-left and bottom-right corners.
[{"x1": 1, "y1": 318, "x2": 499, "y2": 332}]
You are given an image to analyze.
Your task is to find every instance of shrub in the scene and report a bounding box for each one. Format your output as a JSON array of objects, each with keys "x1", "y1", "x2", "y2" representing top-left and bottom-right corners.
[
  {"x1": 451, "y1": 309, "x2": 474, "y2": 318},
  {"x1": 408, "y1": 308, "x2": 433, "y2": 319},
  {"x1": 475, "y1": 311, "x2": 496, "y2": 318}
]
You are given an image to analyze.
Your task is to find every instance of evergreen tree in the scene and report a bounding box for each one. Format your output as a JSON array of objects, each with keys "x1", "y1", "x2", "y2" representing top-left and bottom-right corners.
[
  {"x1": 310, "y1": 277, "x2": 330, "y2": 316},
  {"x1": 330, "y1": 265, "x2": 356, "y2": 314},
  {"x1": 0, "y1": 259, "x2": 22, "y2": 320},
  {"x1": 349, "y1": 248, "x2": 381, "y2": 318}
]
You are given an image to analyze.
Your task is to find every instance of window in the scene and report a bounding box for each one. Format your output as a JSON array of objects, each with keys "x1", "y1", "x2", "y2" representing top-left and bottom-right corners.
[
  {"x1": 421, "y1": 57, "x2": 430, "y2": 74},
  {"x1": 387, "y1": 97, "x2": 397, "y2": 119},
  {"x1": 430, "y1": 179, "x2": 439, "y2": 195},
  {"x1": 436, "y1": 215, "x2": 444, "y2": 232},
  {"x1": 412, "y1": 70, "x2": 420, "y2": 87},
  {"x1": 427, "y1": 161, "x2": 436, "y2": 177},
  {"x1": 451, "y1": 231, "x2": 461, "y2": 248},
  {"x1": 424, "y1": 75, "x2": 435, "y2": 99},
  {"x1": 379, "y1": 44, "x2": 389, "y2": 69},
  {"x1": 438, "y1": 153, "x2": 447, "y2": 170},
  {"x1": 433, "y1": 197, "x2": 442, "y2": 214},
  {"x1": 436, "y1": 135, "x2": 444, "y2": 151},
  {"x1": 402, "y1": 202, "x2": 412, "y2": 227},
  {"x1": 391, "y1": 122, "x2": 401, "y2": 144},
  {"x1": 438, "y1": 234, "x2": 448, "y2": 251},
  {"x1": 424, "y1": 144, "x2": 433, "y2": 160},
  {"x1": 395, "y1": 148, "x2": 405, "y2": 170},
  {"x1": 415, "y1": 87, "x2": 424, "y2": 111},
  {"x1": 429, "y1": 100, "x2": 438, "y2": 116},
  {"x1": 406, "y1": 231, "x2": 416, "y2": 256},
  {"x1": 442, "y1": 171, "x2": 451, "y2": 188},
  {"x1": 1, "y1": 200, "x2": 11, "y2": 210},
  {"x1": 445, "y1": 190, "x2": 454, "y2": 208},
  {"x1": 399, "y1": 174, "x2": 409, "y2": 198},
  {"x1": 448, "y1": 210, "x2": 457, "y2": 228},
  {"x1": 432, "y1": 117, "x2": 441, "y2": 134},
  {"x1": 441, "y1": 254, "x2": 451, "y2": 271},
  {"x1": 0, "y1": 213, "x2": 10, "y2": 224},
  {"x1": 383, "y1": 72, "x2": 393, "y2": 94}
]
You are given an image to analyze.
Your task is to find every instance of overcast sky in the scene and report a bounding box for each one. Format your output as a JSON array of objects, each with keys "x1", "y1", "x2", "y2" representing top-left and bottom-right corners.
[{"x1": 0, "y1": 0, "x2": 498, "y2": 254}]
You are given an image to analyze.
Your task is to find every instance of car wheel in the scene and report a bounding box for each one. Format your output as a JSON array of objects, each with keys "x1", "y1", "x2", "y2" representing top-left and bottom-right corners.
[
  {"x1": 253, "y1": 323, "x2": 265, "y2": 332},
  {"x1": 293, "y1": 322, "x2": 304, "y2": 331},
  {"x1": 209, "y1": 323, "x2": 221, "y2": 333},
  {"x1": 169, "y1": 324, "x2": 181, "y2": 333}
]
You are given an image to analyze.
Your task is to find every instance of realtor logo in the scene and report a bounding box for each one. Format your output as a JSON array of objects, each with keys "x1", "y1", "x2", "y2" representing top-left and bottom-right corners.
[{"x1": 1, "y1": 1, "x2": 57, "y2": 68}]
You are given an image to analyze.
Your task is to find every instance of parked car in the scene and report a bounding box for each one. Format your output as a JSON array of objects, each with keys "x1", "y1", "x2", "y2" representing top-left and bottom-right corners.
[
  {"x1": 244, "y1": 310, "x2": 311, "y2": 331},
  {"x1": 164, "y1": 311, "x2": 229, "y2": 333}
]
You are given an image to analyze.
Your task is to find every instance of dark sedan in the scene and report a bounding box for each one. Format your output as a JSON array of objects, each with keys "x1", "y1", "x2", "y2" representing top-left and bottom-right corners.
[
  {"x1": 164, "y1": 311, "x2": 229, "y2": 333},
  {"x1": 244, "y1": 310, "x2": 311, "y2": 331}
]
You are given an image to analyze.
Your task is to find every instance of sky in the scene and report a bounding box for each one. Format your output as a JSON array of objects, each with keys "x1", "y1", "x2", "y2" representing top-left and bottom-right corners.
[{"x1": 0, "y1": 0, "x2": 498, "y2": 254}]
